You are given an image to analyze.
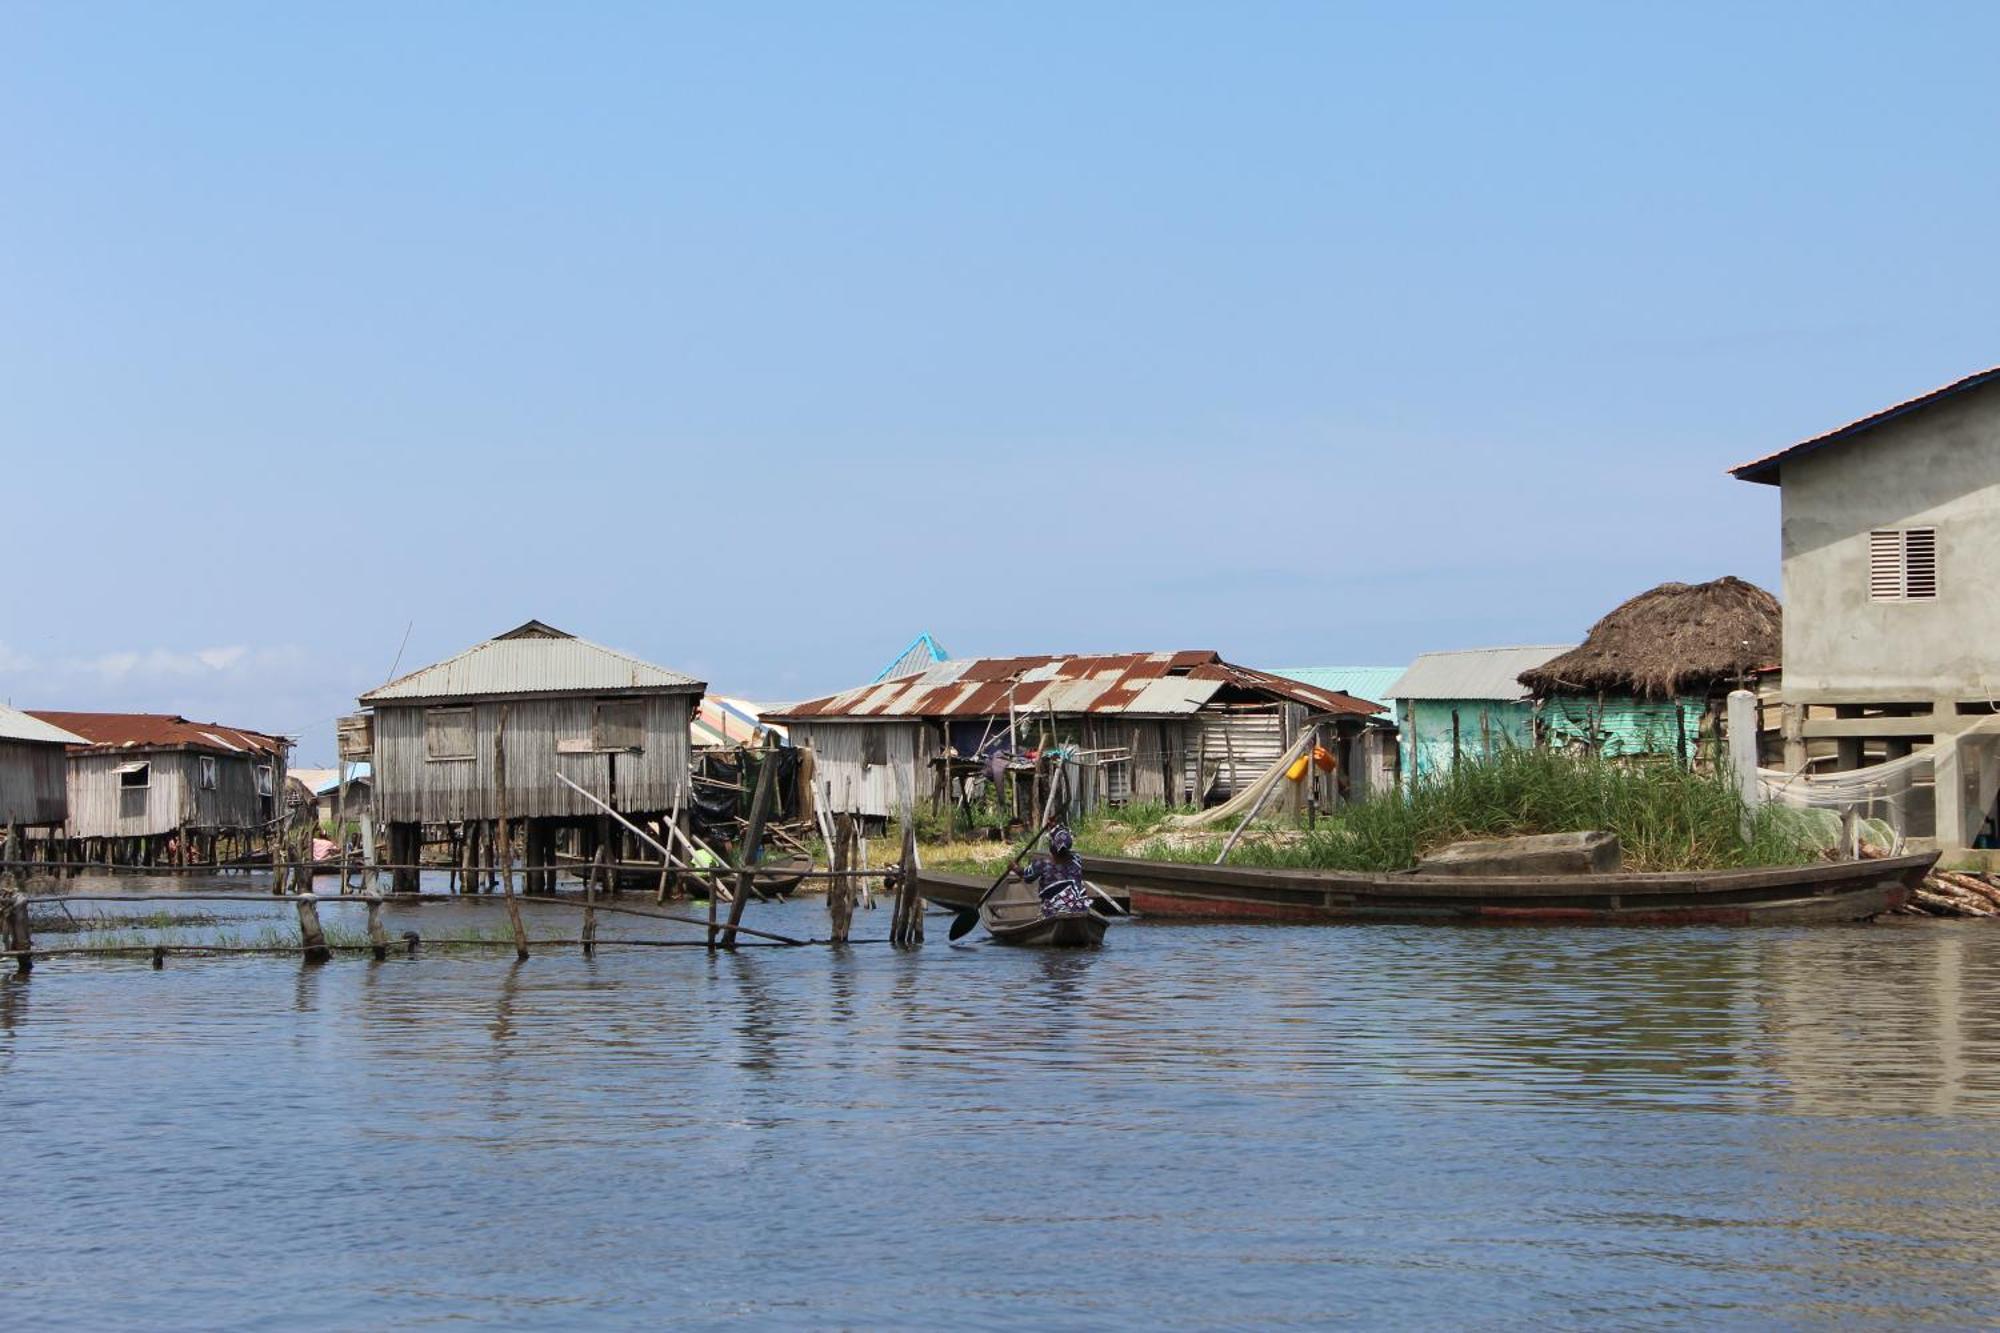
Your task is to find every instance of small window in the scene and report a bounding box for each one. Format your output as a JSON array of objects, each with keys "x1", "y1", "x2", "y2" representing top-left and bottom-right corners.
[
  {"x1": 862, "y1": 729, "x2": 887, "y2": 766},
  {"x1": 1870, "y1": 528, "x2": 1938, "y2": 602},
  {"x1": 425, "y1": 707, "x2": 475, "y2": 761},
  {"x1": 198, "y1": 756, "x2": 217, "y2": 790},
  {"x1": 255, "y1": 764, "x2": 273, "y2": 796},
  {"x1": 593, "y1": 700, "x2": 644, "y2": 753},
  {"x1": 117, "y1": 761, "x2": 150, "y2": 790}
]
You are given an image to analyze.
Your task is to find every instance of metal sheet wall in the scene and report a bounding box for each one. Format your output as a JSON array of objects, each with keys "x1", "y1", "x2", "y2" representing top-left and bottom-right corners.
[
  {"x1": 788, "y1": 720, "x2": 929, "y2": 818},
  {"x1": 373, "y1": 695, "x2": 692, "y2": 824},
  {"x1": 1399, "y1": 698, "x2": 1539, "y2": 785},
  {"x1": 0, "y1": 740, "x2": 68, "y2": 827}
]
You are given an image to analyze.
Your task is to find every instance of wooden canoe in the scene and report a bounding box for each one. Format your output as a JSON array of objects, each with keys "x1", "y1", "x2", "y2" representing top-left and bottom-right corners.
[
  {"x1": 1049, "y1": 852, "x2": 1937, "y2": 926},
  {"x1": 977, "y1": 877, "x2": 1108, "y2": 948}
]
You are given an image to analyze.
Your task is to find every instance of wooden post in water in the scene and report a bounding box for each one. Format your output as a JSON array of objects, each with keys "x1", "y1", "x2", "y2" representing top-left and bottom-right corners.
[
  {"x1": 3, "y1": 826, "x2": 29, "y2": 972},
  {"x1": 295, "y1": 892, "x2": 331, "y2": 964},
  {"x1": 496, "y1": 708, "x2": 529, "y2": 960},
  {"x1": 890, "y1": 817, "x2": 923, "y2": 946},
  {"x1": 718, "y1": 736, "x2": 779, "y2": 951},
  {"x1": 364, "y1": 889, "x2": 390, "y2": 961},
  {"x1": 828, "y1": 812, "x2": 854, "y2": 943},
  {"x1": 584, "y1": 846, "x2": 603, "y2": 956}
]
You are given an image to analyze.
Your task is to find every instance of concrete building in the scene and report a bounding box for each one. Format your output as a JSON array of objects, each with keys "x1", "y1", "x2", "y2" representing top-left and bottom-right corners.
[
  {"x1": 1733, "y1": 367, "x2": 2000, "y2": 861},
  {"x1": 1386, "y1": 647, "x2": 1570, "y2": 783}
]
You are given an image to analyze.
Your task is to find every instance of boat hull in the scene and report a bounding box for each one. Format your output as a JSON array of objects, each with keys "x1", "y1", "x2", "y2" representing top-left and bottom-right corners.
[
  {"x1": 1079, "y1": 852, "x2": 1935, "y2": 926},
  {"x1": 985, "y1": 911, "x2": 1108, "y2": 948}
]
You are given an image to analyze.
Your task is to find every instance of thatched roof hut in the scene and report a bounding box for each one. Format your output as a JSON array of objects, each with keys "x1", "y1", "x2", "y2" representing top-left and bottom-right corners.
[{"x1": 1517, "y1": 577, "x2": 1781, "y2": 700}]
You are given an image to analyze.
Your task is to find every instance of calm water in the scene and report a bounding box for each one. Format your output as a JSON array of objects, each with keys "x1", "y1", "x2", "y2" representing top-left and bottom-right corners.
[{"x1": 6, "y1": 875, "x2": 2000, "y2": 1329}]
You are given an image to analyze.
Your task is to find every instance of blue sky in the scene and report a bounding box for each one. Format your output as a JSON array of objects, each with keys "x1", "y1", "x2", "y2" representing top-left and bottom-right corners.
[{"x1": 5, "y1": 2, "x2": 1998, "y2": 762}]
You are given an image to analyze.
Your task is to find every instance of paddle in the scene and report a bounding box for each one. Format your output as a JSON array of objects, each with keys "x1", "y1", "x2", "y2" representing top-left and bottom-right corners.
[
  {"x1": 948, "y1": 814, "x2": 1055, "y2": 942},
  {"x1": 1084, "y1": 881, "x2": 1127, "y2": 917}
]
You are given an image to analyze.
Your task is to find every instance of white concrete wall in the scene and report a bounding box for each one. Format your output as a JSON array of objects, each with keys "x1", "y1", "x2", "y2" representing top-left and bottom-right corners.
[{"x1": 1780, "y1": 379, "x2": 2000, "y2": 701}]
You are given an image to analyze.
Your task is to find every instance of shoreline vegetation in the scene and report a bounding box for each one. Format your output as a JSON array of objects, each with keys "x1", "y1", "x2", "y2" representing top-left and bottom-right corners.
[{"x1": 919, "y1": 749, "x2": 1824, "y2": 877}]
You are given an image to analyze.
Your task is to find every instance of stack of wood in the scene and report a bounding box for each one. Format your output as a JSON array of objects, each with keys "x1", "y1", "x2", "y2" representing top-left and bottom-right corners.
[{"x1": 1899, "y1": 869, "x2": 2000, "y2": 918}]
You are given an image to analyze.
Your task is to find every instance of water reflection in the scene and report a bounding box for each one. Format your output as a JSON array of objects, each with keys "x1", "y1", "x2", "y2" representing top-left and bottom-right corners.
[{"x1": 6, "y1": 878, "x2": 2000, "y2": 1326}]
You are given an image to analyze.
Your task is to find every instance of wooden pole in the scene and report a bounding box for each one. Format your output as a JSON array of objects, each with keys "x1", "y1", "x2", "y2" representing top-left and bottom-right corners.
[
  {"x1": 295, "y1": 892, "x2": 331, "y2": 964},
  {"x1": 719, "y1": 736, "x2": 780, "y2": 950},
  {"x1": 584, "y1": 846, "x2": 603, "y2": 955},
  {"x1": 829, "y1": 812, "x2": 854, "y2": 942},
  {"x1": 496, "y1": 708, "x2": 528, "y2": 960},
  {"x1": 364, "y1": 889, "x2": 390, "y2": 961}
]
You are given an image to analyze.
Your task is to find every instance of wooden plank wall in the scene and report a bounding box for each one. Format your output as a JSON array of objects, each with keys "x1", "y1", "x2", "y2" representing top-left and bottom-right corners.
[
  {"x1": 0, "y1": 740, "x2": 69, "y2": 827},
  {"x1": 372, "y1": 694, "x2": 693, "y2": 823}
]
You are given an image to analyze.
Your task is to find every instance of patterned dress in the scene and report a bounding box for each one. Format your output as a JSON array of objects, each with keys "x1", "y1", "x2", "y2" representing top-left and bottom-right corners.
[{"x1": 1022, "y1": 852, "x2": 1092, "y2": 918}]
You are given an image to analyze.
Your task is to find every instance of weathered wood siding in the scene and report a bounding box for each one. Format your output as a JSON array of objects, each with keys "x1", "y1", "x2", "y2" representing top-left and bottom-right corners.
[
  {"x1": 0, "y1": 740, "x2": 69, "y2": 827},
  {"x1": 788, "y1": 720, "x2": 928, "y2": 818},
  {"x1": 372, "y1": 694, "x2": 692, "y2": 824},
  {"x1": 65, "y1": 751, "x2": 277, "y2": 838}
]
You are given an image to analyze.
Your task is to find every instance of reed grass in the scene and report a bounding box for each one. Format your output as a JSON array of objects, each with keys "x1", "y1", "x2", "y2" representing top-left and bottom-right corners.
[{"x1": 1071, "y1": 749, "x2": 1819, "y2": 874}]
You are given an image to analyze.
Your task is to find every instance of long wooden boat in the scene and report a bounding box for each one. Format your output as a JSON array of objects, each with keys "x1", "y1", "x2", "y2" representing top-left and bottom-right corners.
[
  {"x1": 977, "y1": 877, "x2": 1108, "y2": 948},
  {"x1": 1050, "y1": 852, "x2": 1936, "y2": 926}
]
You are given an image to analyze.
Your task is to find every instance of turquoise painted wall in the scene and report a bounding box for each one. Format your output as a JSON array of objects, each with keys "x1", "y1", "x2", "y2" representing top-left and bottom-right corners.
[
  {"x1": 1536, "y1": 695, "x2": 1710, "y2": 760},
  {"x1": 1397, "y1": 697, "x2": 1538, "y2": 784}
]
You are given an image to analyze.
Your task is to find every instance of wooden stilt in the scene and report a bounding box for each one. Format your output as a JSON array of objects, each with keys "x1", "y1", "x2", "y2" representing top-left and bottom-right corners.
[{"x1": 295, "y1": 893, "x2": 330, "y2": 964}]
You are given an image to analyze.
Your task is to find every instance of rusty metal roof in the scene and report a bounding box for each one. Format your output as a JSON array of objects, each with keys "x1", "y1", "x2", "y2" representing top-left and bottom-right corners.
[
  {"x1": 767, "y1": 652, "x2": 1385, "y2": 721},
  {"x1": 27, "y1": 712, "x2": 287, "y2": 756},
  {"x1": 1731, "y1": 366, "x2": 2000, "y2": 485},
  {"x1": 361, "y1": 620, "x2": 704, "y2": 703}
]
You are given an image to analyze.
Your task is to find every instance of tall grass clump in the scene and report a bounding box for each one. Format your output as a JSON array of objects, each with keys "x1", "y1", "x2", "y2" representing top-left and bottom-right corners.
[{"x1": 1163, "y1": 749, "x2": 1818, "y2": 873}]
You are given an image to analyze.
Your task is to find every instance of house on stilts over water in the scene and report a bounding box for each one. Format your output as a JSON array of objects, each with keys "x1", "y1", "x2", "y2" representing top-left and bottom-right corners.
[
  {"x1": 25, "y1": 711, "x2": 290, "y2": 863},
  {"x1": 0, "y1": 705, "x2": 87, "y2": 840},
  {"x1": 1516, "y1": 577, "x2": 1782, "y2": 761},
  {"x1": 770, "y1": 651, "x2": 1385, "y2": 820},
  {"x1": 349, "y1": 620, "x2": 704, "y2": 892}
]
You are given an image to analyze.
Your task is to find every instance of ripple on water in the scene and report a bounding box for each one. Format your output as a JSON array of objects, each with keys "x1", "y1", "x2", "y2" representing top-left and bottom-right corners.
[{"x1": 4, "y1": 877, "x2": 2000, "y2": 1327}]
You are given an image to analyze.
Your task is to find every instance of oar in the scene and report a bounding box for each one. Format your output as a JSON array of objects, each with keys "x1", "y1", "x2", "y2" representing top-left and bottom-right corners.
[
  {"x1": 948, "y1": 815, "x2": 1054, "y2": 942},
  {"x1": 1084, "y1": 881, "x2": 1127, "y2": 917}
]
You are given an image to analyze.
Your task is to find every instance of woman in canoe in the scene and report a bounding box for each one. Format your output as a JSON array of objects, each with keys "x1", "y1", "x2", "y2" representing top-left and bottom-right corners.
[{"x1": 1018, "y1": 825, "x2": 1092, "y2": 918}]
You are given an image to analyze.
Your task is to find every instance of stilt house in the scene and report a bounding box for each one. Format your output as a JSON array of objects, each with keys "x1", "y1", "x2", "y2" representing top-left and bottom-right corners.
[
  {"x1": 26, "y1": 712, "x2": 289, "y2": 857},
  {"x1": 771, "y1": 651, "x2": 1384, "y2": 818},
  {"x1": 354, "y1": 620, "x2": 704, "y2": 890},
  {"x1": 0, "y1": 705, "x2": 87, "y2": 833},
  {"x1": 1516, "y1": 578, "x2": 1781, "y2": 761}
]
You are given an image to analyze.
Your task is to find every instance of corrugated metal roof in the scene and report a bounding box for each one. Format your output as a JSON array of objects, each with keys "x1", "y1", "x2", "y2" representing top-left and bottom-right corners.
[
  {"x1": 1731, "y1": 366, "x2": 2000, "y2": 486},
  {"x1": 768, "y1": 651, "x2": 1383, "y2": 721},
  {"x1": 1385, "y1": 646, "x2": 1574, "y2": 702},
  {"x1": 361, "y1": 620, "x2": 704, "y2": 703},
  {"x1": 0, "y1": 704, "x2": 88, "y2": 747},
  {"x1": 28, "y1": 711, "x2": 286, "y2": 755},
  {"x1": 875, "y1": 632, "x2": 951, "y2": 682},
  {"x1": 1271, "y1": 667, "x2": 1404, "y2": 706}
]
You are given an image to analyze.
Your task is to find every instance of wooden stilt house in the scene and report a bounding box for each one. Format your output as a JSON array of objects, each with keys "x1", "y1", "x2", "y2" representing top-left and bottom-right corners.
[
  {"x1": 26, "y1": 712, "x2": 290, "y2": 862},
  {"x1": 353, "y1": 620, "x2": 704, "y2": 891},
  {"x1": 0, "y1": 705, "x2": 87, "y2": 835},
  {"x1": 772, "y1": 650, "x2": 1384, "y2": 819}
]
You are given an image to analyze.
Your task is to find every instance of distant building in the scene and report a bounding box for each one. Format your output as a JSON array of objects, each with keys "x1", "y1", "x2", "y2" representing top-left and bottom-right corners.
[
  {"x1": 1517, "y1": 577, "x2": 1780, "y2": 761},
  {"x1": 875, "y1": 631, "x2": 951, "y2": 683},
  {"x1": 1733, "y1": 367, "x2": 2000, "y2": 860},
  {"x1": 1270, "y1": 667, "x2": 1407, "y2": 794},
  {"x1": 1385, "y1": 647, "x2": 1570, "y2": 783},
  {"x1": 353, "y1": 620, "x2": 704, "y2": 890},
  {"x1": 27, "y1": 711, "x2": 289, "y2": 857},
  {"x1": 0, "y1": 705, "x2": 87, "y2": 833},
  {"x1": 770, "y1": 651, "x2": 1384, "y2": 818}
]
